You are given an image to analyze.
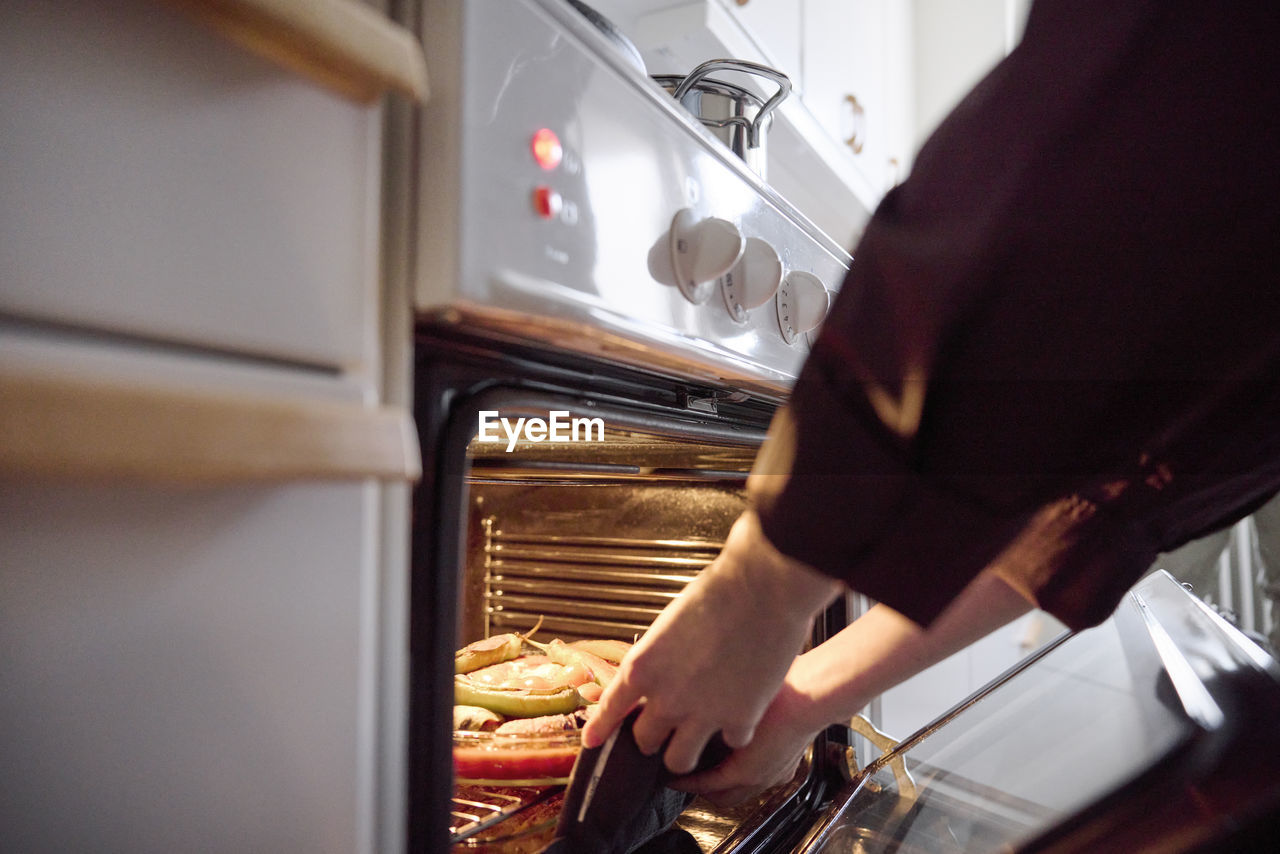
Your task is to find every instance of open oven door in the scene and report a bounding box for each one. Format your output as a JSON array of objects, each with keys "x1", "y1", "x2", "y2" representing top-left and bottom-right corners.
[{"x1": 792, "y1": 571, "x2": 1280, "y2": 853}]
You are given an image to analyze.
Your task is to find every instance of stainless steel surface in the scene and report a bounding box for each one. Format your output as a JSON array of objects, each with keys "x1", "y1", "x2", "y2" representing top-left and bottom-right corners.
[
  {"x1": 565, "y1": 0, "x2": 646, "y2": 74},
  {"x1": 661, "y1": 59, "x2": 792, "y2": 178},
  {"x1": 415, "y1": 0, "x2": 849, "y2": 395}
]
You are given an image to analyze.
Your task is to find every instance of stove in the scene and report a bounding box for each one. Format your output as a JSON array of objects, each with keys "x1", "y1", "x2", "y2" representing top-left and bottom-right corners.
[{"x1": 409, "y1": 0, "x2": 849, "y2": 399}]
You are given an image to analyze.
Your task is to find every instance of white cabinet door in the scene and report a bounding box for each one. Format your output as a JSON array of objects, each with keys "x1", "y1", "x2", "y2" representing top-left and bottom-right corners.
[
  {"x1": 802, "y1": 0, "x2": 909, "y2": 198},
  {"x1": 719, "y1": 0, "x2": 804, "y2": 86},
  {"x1": 912, "y1": 0, "x2": 1010, "y2": 150},
  {"x1": 0, "y1": 0, "x2": 422, "y2": 372},
  {"x1": 0, "y1": 479, "x2": 383, "y2": 854}
]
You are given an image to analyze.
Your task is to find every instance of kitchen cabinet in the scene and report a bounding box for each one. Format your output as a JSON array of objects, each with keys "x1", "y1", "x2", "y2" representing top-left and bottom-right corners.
[
  {"x1": 719, "y1": 0, "x2": 803, "y2": 89},
  {"x1": 0, "y1": 0, "x2": 425, "y2": 851},
  {"x1": 911, "y1": 0, "x2": 1023, "y2": 153},
  {"x1": 802, "y1": 0, "x2": 912, "y2": 201},
  {"x1": 0, "y1": 0, "x2": 425, "y2": 371}
]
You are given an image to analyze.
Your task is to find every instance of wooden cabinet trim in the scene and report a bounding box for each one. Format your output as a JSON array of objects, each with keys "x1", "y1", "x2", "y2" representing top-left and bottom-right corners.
[
  {"x1": 0, "y1": 368, "x2": 422, "y2": 484},
  {"x1": 160, "y1": 0, "x2": 428, "y2": 103}
]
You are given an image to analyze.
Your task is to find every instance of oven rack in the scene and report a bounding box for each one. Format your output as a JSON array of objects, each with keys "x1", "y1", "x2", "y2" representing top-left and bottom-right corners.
[
  {"x1": 481, "y1": 518, "x2": 723, "y2": 641},
  {"x1": 449, "y1": 785, "x2": 563, "y2": 843}
]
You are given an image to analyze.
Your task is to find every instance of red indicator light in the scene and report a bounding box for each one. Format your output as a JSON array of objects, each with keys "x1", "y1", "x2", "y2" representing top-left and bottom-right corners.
[
  {"x1": 531, "y1": 128, "x2": 563, "y2": 170},
  {"x1": 532, "y1": 185, "x2": 562, "y2": 219}
]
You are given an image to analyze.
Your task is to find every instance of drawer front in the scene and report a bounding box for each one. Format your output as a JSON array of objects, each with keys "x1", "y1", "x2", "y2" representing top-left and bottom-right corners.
[{"x1": 0, "y1": 0, "x2": 384, "y2": 369}]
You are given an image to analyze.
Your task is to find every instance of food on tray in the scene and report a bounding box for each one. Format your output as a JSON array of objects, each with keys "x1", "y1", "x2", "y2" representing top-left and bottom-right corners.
[
  {"x1": 525, "y1": 638, "x2": 618, "y2": 688},
  {"x1": 455, "y1": 617, "x2": 545, "y2": 674},
  {"x1": 494, "y1": 712, "x2": 580, "y2": 736},
  {"x1": 567, "y1": 638, "x2": 632, "y2": 664},
  {"x1": 454, "y1": 705, "x2": 504, "y2": 732},
  {"x1": 454, "y1": 678, "x2": 584, "y2": 718},
  {"x1": 452, "y1": 626, "x2": 631, "y2": 783},
  {"x1": 453, "y1": 729, "x2": 583, "y2": 784},
  {"x1": 466, "y1": 655, "x2": 594, "y2": 691}
]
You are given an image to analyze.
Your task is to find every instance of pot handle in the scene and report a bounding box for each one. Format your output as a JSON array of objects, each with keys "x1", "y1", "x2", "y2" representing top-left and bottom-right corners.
[{"x1": 671, "y1": 59, "x2": 791, "y2": 149}]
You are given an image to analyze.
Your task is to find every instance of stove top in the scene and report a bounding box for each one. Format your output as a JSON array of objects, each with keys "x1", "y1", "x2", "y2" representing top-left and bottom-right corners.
[{"x1": 413, "y1": 0, "x2": 850, "y2": 396}]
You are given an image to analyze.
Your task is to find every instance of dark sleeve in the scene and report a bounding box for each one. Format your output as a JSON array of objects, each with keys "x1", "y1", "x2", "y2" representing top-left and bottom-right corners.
[{"x1": 751, "y1": 0, "x2": 1280, "y2": 629}]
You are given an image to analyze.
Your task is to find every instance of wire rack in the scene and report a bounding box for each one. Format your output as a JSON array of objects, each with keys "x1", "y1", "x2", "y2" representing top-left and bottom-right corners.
[{"x1": 449, "y1": 785, "x2": 563, "y2": 843}]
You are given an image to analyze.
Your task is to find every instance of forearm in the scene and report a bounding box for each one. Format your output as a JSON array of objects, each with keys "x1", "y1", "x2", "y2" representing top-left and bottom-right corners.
[{"x1": 784, "y1": 568, "x2": 1035, "y2": 734}]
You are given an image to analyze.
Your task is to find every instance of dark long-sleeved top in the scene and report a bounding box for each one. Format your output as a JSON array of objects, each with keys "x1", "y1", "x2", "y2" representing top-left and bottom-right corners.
[{"x1": 751, "y1": 0, "x2": 1280, "y2": 630}]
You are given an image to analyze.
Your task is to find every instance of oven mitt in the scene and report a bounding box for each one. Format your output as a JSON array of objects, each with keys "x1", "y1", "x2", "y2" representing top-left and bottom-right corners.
[{"x1": 542, "y1": 708, "x2": 730, "y2": 854}]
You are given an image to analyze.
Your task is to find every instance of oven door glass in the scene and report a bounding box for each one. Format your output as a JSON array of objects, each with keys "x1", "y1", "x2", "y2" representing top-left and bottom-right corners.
[{"x1": 801, "y1": 571, "x2": 1280, "y2": 853}]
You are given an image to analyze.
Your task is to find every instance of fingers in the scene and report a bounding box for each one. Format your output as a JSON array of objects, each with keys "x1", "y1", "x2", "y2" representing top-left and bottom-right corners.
[
  {"x1": 667, "y1": 750, "x2": 801, "y2": 809},
  {"x1": 720, "y1": 723, "x2": 756, "y2": 750},
  {"x1": 661, "y1": 721, "x2": 721, "y2": 775},
  {"x1": 667, "y1": 761, "x2": 758, "y2": 809},
  {"x1": 629, "y1": 704, "x2": 675, "y2": 756},
  {"x1": 581, "y1": 674, "x2": 643, "y2": 749}
]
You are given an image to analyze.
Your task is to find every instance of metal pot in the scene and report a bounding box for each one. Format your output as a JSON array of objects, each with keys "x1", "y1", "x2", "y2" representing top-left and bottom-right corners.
[
  {"x1": 654, "y1": 59, "x2": 791, "y2": 179},
  {"x1": 566, "y1": 0, "x2": 646, "y2": 74}
]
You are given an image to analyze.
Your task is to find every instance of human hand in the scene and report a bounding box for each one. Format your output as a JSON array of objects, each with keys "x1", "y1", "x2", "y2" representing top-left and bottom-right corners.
[
  {"x1": 664, "y1": 679, "x2": 821, "y2": 807},
  {"x1": 581, "y1": 511, "x2": 842, "y2": 775}
]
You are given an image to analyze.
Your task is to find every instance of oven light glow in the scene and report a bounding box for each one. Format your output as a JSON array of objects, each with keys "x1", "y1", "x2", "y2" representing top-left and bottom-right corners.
[{"x1": 531, "y1": 128, "x2": 563, "y2": 170}]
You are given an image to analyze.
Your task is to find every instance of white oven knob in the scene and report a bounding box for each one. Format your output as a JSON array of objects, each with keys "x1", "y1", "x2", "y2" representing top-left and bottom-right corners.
[
  {"x1": 776, "y1": 271, "x2": 829, "y2": 344},
  {"x1": 670, "y1": 208, "x2": 744, "y2": 303},
  {"x1": 720, "y1": 237, "x2": 783, "y2": 323}
]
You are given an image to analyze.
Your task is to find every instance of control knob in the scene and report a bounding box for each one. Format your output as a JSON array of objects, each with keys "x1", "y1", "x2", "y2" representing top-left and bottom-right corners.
[
  {"x1": 719, "y1": 237, "x2": 783, "y2": 323},
  {"x1": 669, "y1": 208, "x2": 745, "y2": 304},
  {"x1": 776, "y1": 271, "x2": 829, "y2": 344}
]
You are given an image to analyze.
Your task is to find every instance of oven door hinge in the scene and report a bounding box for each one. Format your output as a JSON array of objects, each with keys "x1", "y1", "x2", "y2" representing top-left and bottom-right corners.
[{"x1": 680, "y1": 388, "x2": 749, "y2": 414}]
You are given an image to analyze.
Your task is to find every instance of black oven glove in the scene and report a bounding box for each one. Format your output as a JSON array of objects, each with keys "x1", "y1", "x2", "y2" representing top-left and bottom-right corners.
[{"x1": 542, "y1": 708, "x2": 730, "y2": 853}]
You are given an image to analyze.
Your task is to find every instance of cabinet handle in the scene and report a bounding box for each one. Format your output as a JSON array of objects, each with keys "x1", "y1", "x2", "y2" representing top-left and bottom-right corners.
[
  {"x1": 159, "y1": 0, "x2": 428, "y2": 103},
  {"x1": 887, "y1": 156, "x2": 902, "y2": 188},
  {"x1": 0, "y1": 368, "x2": 422, "y2": 483},
  {"x1": 844, "y1": 94, "x2": 866, "y2": 154}
]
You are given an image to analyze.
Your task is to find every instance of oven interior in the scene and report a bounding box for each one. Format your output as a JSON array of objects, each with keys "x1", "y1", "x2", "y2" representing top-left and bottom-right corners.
[{"x1": 443, "y1": 397, "x2": 835, "y2": 853}]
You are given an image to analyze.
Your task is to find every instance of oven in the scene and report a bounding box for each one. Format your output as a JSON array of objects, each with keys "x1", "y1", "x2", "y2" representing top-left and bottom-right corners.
[
  {"x1": 399, "y1": 0, "x2": 849, "y2": 849},
  {"x1": 409, "y1": 330, "x2": 853, "y2": 853},
  {"x1": 394, "y1": 1, "x2": 1280, "y2": 852}
]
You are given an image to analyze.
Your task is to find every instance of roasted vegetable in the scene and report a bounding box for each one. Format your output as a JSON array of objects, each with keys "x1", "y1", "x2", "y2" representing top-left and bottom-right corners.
[
  {"x1": 454, "y1": 616, "x2": 543, "y2": 674},
  {"x1": 454, "y1": 634, "x2": 523, "y2": 675},
  {"x1": 528, "y1": 638, "x2": 618, "y2": 689},
  {"x1": 494, "y1": 713, "x2": 580, "y2": 736},
  {"x1": 453, "y1": 705, "x2": 504, "y2": 732},
  {"x1": 454, "y1": 676, "x2": 583, "y2": 718},
  {"x1": 567, "y1": 638, "x2": 632, "y2": 664}
]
